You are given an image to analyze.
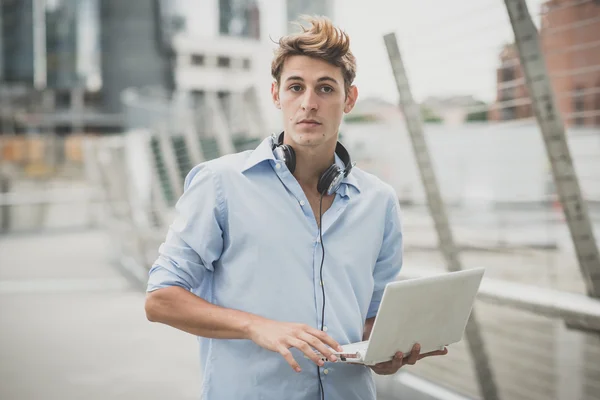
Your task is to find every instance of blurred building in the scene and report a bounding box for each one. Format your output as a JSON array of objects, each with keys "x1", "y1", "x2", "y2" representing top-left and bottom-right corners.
[
  {"x1": 218, "y1": 0, "x2": 260, "y2": 39},
  {"x1": 0, "y1": 0, "x2": 122, "y2": 134},
  {"x1": 99, "y1": 0, "x2": 172, "y2": 115},
  {"x1": 153, "y1": 0, "x2": 269, "y2": 137},
  {"x1": 489, "y1": 44, "x2": 534, "y2": 121},
  {"x1": 0, "y1": 0, "x2": 35, "y2": 85},
  {"x1": 0, "y1": 0, "x2": 338, "y2": 137},
  {"x1": 421, "y1": 95, "x2": 488, "y2": 125},
  {"x1": 489, "y1": 0, "x2": 600, "y2": 126},
  {"x1": 286, "y1": 0, "x2": 334, "y2": 33},
  {"x1": 540, "y1": 0, "x2": 600, "y2": 127}
]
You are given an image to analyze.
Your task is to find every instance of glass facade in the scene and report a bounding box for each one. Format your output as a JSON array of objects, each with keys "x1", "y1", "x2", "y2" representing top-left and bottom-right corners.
[
  {"x1": 1, "y1": 0, "x2": 35, "y2": 84},
  {"x1": 286, "y1": 0, "x2": 333, "y2": 33},
  {"x1": 219, "y1": 0, "x2": 260, "y2": 39},
  {"x1": 45, "y1": 0, "x2": 78, "y2": 88},
  {"x1": 45, "y1": 0, "x2": 100, "y2": 90},
  {"x1": 0, "y1": 0, "x2": 100, "y2": 89}
]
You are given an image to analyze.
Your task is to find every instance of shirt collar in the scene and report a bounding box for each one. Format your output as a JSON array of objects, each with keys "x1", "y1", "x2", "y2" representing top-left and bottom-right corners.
[
  {"x1": 241, "y1": 134, "x2": 361, "y2": 195},
  {"x1": 241, "y1": 135, "x2": 276, "y2": 172}
]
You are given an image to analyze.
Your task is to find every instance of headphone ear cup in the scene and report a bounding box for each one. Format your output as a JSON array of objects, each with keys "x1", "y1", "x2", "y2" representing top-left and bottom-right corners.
[
  {"x1": 281, "y1": 145, "x2": 296, "y2": 174},
  {"x1": 317, "y1": 165, "x2": 341, "y2": 195}
]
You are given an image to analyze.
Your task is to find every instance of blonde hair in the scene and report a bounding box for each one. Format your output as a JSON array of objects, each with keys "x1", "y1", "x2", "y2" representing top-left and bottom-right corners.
[{"x1": 271, "y1": 16, "x2": 356, "y2": 96}]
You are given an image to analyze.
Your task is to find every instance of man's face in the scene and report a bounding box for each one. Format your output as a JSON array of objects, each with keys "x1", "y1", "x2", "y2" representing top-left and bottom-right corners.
[{"x1": 271, "y1": 55, "x2": 358, "y2": 149}]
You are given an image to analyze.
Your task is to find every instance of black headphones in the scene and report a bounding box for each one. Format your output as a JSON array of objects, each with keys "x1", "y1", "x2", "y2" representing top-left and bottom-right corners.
[{"x1": 271, "y1": 132, "x2": 354, "y2": 195}]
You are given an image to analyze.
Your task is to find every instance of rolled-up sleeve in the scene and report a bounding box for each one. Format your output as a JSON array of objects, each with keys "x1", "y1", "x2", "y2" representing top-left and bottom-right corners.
[
  {"x1": 367, "y1": 188, "x2": 403, "y2": 318},
  {"x1": 147, "y1": 163, "x2": 225, "y2": 294}
]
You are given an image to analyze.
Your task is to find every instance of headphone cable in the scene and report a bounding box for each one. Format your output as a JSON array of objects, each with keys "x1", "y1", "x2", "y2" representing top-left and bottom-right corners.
[{"x1": 317, "y1": 193, "x2": 326, "y2": 400}]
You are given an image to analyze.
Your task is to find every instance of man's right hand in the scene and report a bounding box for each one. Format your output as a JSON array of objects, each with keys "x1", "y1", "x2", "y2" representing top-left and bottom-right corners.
[{"x1": 247, "y1": 318, "x2": 343, "y2": 372}]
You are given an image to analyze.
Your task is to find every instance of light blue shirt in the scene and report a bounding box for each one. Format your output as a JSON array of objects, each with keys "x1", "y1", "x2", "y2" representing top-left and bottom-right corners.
[{"x1": 147, "y1": 135, "x2": 403, "y2": 400}]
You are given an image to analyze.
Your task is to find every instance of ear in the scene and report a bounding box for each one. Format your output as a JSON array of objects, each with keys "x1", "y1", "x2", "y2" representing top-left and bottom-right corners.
[
  {"x1": 271, "y1": 81, "x2": 281, "y2": 109},
  {"x1": 344, "y1": 85, "x2": 358, "y2": 114}
]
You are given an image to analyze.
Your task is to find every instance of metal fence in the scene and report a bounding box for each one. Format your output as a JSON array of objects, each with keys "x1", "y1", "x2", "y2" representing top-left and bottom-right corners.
[{"x1": 370, "y1": 1, "x2": 600, "y2": 399}]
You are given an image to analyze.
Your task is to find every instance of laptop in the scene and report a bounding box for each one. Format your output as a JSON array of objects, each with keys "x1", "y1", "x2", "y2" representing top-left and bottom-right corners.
[{"x1": 319, "y1": 268, "x2": 485, "y2": 366}]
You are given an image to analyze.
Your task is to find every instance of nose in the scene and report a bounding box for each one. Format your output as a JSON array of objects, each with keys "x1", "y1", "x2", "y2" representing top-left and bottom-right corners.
[{"x1": 301, "y1": 90, "x2": 318, "y2": 112}]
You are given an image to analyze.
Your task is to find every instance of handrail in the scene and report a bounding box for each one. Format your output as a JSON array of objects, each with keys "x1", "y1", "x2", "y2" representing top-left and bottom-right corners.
[{"x1": 398, "y1": 267, "x2": 600, "y2": 332}]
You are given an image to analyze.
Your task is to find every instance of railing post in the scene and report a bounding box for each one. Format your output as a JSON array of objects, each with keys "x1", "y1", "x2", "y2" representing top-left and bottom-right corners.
[
  {"x1": 503, "y1": 0, "x2": 600, "y2": 299},
  {"x1": 383, "y1": 32, "x2": 501, "y2": 400}
]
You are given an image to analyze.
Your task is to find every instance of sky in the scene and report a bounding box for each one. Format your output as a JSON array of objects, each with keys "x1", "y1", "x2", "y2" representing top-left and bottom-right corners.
[{"x1": 332, "y1": 0, "x2": 544, "y2": 103}]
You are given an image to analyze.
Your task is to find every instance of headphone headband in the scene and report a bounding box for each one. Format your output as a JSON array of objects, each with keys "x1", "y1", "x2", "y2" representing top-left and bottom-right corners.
[
  {"x1": 272, "y1": 131, "x2": 353, "y2": 195},
  {"x1": 273, "y1": 132, "x2": 353, "y2": 176}
]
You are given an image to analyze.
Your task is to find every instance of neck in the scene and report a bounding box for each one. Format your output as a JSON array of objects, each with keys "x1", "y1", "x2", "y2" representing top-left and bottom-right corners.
[{"x1": 286, "y1": 139, "x2": 337, "y2": 191}]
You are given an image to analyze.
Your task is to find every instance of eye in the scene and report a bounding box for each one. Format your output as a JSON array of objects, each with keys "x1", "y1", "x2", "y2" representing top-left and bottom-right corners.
[
  {"x1": 320, "y1": 86, "x2": 334, "y2": 94},
  {"x1": 289, "y1": 84, "x2": 303, "y2": 92}
]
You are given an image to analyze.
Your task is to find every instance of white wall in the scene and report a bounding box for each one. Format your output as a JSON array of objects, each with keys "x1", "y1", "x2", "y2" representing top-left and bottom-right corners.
[{"x1": 341, "y1": 122, "x2": 600, "y2": 205}]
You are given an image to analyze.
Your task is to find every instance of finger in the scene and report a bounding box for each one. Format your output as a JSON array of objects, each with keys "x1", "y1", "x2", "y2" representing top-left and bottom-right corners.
[
  {"x1": 407, "y1": 343, "x2": 421, "y2": 365},
  {"x1": 418, "y1": 347, "x2": 448, "y2": 360},
  {"x1": 288, "y1": 337, "x2": 324, "y2": 367},
  {"x1": 374, "y1": 352, "x2": 401, "y2": 368},
  {"x1": 376, "y1": 353, "x2": 403, "y2": 374},
  {"x1": 371, "y1": 364, "x2": 394, "y2": 375},
  {"x1": 277, "y1": 345, "x2": 302, "y2": 372},
  {"x1": 373, "y1": 359, "x2": 398, "y2": 370},
  {"x1": 299, "y1": 332, "x2": 337, "y2": 362},
  {"x1": 306, "y1": 326, "x2": 343, "y2": 352},
  {"x1": 392, "y1": 352, "x2": 404, "y2": 368}
]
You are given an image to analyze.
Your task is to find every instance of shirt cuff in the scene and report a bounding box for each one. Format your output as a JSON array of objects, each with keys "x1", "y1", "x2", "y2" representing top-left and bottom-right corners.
[{"x1": 146, "y1": 264, "x2": 192, "y2": 292}]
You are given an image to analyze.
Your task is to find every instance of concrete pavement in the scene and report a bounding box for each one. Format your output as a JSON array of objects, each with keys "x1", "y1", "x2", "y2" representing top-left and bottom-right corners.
[{"x1": 0, "y1": 230, "x2": 200, "y2": 400}]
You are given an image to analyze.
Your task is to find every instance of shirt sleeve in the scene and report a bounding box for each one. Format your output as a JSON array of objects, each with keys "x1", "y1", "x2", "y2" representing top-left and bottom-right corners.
[
  {"x1": 147, "y1": 163, "x2": 226, "y2": 293},
  {"x1": 367, "y1": 188, "x2": 403, "y2": 319}
]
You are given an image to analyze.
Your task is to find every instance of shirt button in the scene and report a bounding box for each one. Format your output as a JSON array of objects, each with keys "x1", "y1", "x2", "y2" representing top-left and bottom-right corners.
[
  {"x1": 299, "y1": 200, "x2": 305, "y2": 206},
  {"x1": 276, "y1": 164, "x2": 281, "y2": 169},
  {"x1": 323, "y1": 369, "x2": 329, "y2": 375},
  {"x1": 323, "y1": 326, "x2": 328, "y2": 332}
]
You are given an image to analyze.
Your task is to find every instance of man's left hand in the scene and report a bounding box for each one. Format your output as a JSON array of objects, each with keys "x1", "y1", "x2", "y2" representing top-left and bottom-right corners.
[{"x1": 369, "y1": 343, "x2": 448, "y2": 376}]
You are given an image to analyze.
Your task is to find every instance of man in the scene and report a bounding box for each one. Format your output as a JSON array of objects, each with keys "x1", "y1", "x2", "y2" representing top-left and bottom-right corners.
[{"x1": 145, "y1": 16, "x2": 447, "y2": 400}]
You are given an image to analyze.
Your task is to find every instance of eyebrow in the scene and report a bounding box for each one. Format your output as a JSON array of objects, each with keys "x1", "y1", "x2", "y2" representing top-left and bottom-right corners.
[{"x1": 285, "y1": 76, "x2": 339, "y2": 85}]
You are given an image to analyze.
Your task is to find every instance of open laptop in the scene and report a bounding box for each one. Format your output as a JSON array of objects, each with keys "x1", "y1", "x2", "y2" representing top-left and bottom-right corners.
[{"x1": 319, "y1": 268, "x2": 485, "y2": 366}]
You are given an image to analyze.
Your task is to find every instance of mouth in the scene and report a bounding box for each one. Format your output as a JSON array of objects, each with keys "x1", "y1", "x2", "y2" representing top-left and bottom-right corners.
[{"x1": 297, "y1": 119, "x2": 322, "y2": 126}]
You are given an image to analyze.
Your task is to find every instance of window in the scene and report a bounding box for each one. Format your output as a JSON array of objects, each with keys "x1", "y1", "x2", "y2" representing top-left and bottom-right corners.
[
  {"x1": 55, "y1": 90, "x2": 71, "y2": 108},
  {"x1": 219, "y1": 0, "x2": 260, "y2": 39},
  {"x1": 217, "y1": 56, "x2": 231, "y2": 68},
  {"x1": 242, "y1": 58, "x2": 251, "y2": 70},
  {"x1": 191, "y1": 54, "x2": 204, "y2": 66},
  {"x1": 502, "y1": 67, "x2": 515, "y2": 82},
  {"x1": 500, "y1": 87, "x2": 514, "y2": 102},
  {"x1": 501, "y1": 107, "x2": 516, "y2": 121},
  {"x1": 573, "y1": 86, "x2": 585, "y2": 126},
  {"x1": 595, "y1": 81, "x2": 600, "y2": 126},
  {"x1": 83, "y1": 90, "x2": 102, "y2": 107}
]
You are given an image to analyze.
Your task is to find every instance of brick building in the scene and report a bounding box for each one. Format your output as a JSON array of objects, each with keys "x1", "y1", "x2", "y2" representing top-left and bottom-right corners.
[{"x1": 490, "y1": 0, "x2": 600, "y2": 126}]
